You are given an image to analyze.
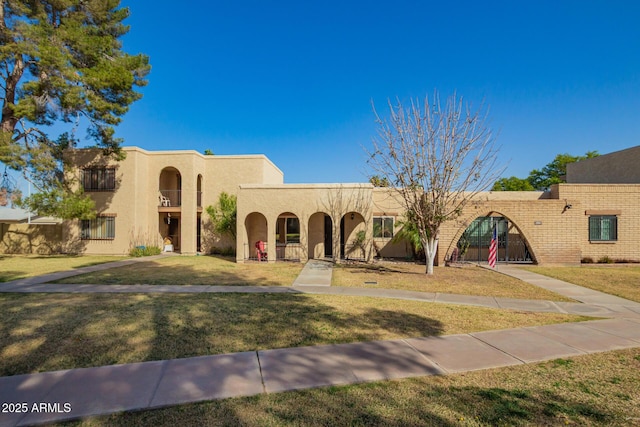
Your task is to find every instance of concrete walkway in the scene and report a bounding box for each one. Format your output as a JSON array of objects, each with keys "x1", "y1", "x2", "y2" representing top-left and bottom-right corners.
[
  {"x1": 1, "y1": 260, "x2": 640, "y2": 426},
  {"x1": 291, "y1": 259, "x2": 333, "y2": 286}
]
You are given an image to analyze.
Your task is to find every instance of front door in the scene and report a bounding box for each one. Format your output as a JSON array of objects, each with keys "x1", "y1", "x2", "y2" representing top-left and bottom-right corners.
[
  {"x1": 324, "y1": 215, "x2": 333, "y2": 257},
  {"x1": 168, "y1": 218, "x2": 180, "y2": 251}
]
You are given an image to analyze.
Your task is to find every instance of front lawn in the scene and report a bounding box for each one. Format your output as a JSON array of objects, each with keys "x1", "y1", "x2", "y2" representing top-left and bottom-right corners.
[
  {"x1": 0, "y1": 254, "x2": 129, "y2": 283},
  {"x1": 0, "y1": 292, "x2": 588, "y2": 376},
  {"x1": 523, "y1": 265, "x2": 640, "y2": 303},
  {"x1": 333, "y1": 262, "x2": 573, "y2": 301},
  {"x1": 53, "y1": 255, "x2": 303, "y2": 287}
]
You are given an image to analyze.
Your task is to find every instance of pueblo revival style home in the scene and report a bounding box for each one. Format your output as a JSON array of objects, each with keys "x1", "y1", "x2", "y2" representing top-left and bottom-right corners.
[{"x1": 1, "y1": 145, "x2": 640, "y2": 266}]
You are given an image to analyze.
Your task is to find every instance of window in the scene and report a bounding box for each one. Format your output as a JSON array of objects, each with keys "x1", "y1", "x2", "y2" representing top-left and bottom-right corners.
[
  {"x1": 373, "y1": 217, "x2": 394, "y2": 238},
  {"x1": 589, "y1": 216, "x2": 617, "y2": 241},
  {"x1": 82, "y1": 168, "x2": 115, "y2": 191},
  {"x1": 276, "y1": 217, "x2": 300, "y2": 243},
  {"x1": 81, "y1": 216, "x2": 115, "y2": 240}
]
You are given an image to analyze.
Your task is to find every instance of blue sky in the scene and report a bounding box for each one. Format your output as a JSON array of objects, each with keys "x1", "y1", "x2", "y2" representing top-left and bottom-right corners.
[{"x1": 103, "y1": 1, "x2": 639, "y2": 183}]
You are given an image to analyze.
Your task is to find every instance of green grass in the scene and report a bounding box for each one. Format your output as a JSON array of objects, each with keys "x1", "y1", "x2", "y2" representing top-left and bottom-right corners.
[
  {"x1": 0, "y1": 292, "x2": 589, "y2": 376},
  {"x1": 0, "y1": 254, "x2": 129, "y2": 282},
  {"x1": 333, "y1": 262, "x2": 574, "y2": 301},
  {"x1": 57, "y1": 348, "x2": 640, "y2": 426},
  {"x1": 53, "y1": 255, "x2": 303, "y2": 286},
  {"x1": 523, "y1": 265, "x2": 640, "y2": 303}
]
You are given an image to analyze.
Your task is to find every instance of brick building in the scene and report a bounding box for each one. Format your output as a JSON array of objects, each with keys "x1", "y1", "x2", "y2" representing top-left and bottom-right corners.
[{"x1": 1, "y1": 145, "x2": 639, "y2": 265}]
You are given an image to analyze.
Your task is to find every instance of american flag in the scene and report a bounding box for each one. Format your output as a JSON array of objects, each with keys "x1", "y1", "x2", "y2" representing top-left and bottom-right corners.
[{"x1": 488, "y1": 225, "x2": 497, "y2": 268}]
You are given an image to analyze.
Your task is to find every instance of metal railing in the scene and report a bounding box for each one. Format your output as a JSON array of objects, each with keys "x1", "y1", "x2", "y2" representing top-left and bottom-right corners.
[
  {"x1": 276, "y1": 243, "x2": 301, "y2": 261},
  {"x1": 243, "y1": 242, "x2": 302, "y2": 262}
]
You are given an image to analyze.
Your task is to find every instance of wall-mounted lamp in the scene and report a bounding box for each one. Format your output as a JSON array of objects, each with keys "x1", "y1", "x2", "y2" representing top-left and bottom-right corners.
[{"x1": 563, "y1": 200, "x2": 572, "y2": 213}]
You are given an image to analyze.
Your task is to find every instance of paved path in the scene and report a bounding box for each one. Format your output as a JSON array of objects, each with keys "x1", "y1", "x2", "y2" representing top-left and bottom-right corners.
[{"x1": 1, "y1": 260, "x2": 640, "y2": 426}]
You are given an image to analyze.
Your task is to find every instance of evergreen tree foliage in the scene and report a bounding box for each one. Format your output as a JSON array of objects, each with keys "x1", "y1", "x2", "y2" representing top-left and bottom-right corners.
[
  {"x1": 0, "y1": 0, "x2": 150, "y2": 218},
  {"x1": 492, "y1": 151, "x2": 599, "y2": 192}
]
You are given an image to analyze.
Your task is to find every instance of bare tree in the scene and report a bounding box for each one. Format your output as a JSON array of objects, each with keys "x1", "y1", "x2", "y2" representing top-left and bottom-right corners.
[{"x1": 367, "y1": 91, "x2": 502, "y2": 274}]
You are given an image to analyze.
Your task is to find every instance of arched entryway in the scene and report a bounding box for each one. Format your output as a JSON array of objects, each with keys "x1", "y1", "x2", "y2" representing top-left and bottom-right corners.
[
  {"x1": 244, "y1": 212, "x2": 268, "y2": 261},
  {"x1": 308, "y1": 212, "x2": 333, "y2": 259},
  {"x1": 158, "y1": 167, "x2": 182, "y2": 252},
  {"x1": 340, "y1": 211, "x2": 366, "y2": 260},
  {"x1": 454, "y1": 215, "x2": 535, "y2": 264},
  {"x1": 276, "y1": 212, "x2": 301, "y2": 261},
  {"x1": 159, "y1": 167, "x2": 181, "y2": 207}
]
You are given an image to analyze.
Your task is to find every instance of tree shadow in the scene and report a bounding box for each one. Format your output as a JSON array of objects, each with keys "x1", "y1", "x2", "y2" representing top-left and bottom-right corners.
[
  {"x1": 62, "y1": 375, "x2": 618, "y2": 426},
  {"x1": 52, "y1": 255, "x2": 304, "y2": 287},
  {"x1": 2, "y1": 287, "x2": 627, "y2": 426}
]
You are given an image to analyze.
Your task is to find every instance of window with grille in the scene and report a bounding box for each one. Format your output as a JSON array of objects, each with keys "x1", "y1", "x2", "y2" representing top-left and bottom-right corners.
[
  {"x1": 589, "y1": 215, "x2": 617, "y2": 241},
  {"x1": 81, "y1": 216, "x2": 115, "y2": 240},
  {"x1": 373, "y1": 217, "x2": 394, "y2": 238},
  {"x1": 82, "y1": 168, "x2": 116, "y2": 191}
]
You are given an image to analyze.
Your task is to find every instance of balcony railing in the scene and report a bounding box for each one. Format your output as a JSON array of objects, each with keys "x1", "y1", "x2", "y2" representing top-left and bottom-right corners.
[{"x1": 159, "y1": 190, "x2": 181, "y2": 207}]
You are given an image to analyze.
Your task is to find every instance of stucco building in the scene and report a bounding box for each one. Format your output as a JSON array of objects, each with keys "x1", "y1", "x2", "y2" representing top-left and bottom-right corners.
[{"x1": 1, "y1": 145, "x2": 639, "y2": 265}]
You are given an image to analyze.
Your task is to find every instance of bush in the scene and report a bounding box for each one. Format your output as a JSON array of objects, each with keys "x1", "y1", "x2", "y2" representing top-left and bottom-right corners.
[
  {"x1": 209, "y1": 246, "x2": 236, "y2": 256},
  {"x1": 581, "y1": 257, "x2": 594, "y2": 264},
  {"x1": 597, "y1": 255, "x2": 614, "y2": 264},
  {"x1": 129, "y1": 246, "x2": 162, "y2": 257}
]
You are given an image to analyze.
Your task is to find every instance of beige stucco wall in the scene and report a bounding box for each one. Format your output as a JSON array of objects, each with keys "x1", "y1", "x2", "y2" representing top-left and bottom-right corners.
[
  {"x1": 0, "y1": 223, "x2": 63, "y2": 254},
  {"x1": 41, "y1": 146, "x2": 640, "y2": 266},
  {"x1": 62, "y1": 147, "x2": 284, "y2": 255},
  {"x1": 236, "y1": 184, "x2": 373, "y2": 262}
]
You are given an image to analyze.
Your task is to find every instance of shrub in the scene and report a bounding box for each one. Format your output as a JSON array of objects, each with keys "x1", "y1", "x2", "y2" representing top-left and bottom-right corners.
[
  {"x1": 210, "y1": 246, "x2": 236, "y2": 256},
  {"x1": 581, "y1": 257, "x2": 594, "y2": 264},
  {"x1": 130, "y1": 246, "x2": 162, "y2": 257},
  {"x1": 597, "y1": 255, "x2": 614, "y2": 264}
]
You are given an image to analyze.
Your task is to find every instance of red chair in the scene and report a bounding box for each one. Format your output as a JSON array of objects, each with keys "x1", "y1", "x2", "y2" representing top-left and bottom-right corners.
[{"x1": 255, "y1": 241, "x2": 267, "y2": 262}]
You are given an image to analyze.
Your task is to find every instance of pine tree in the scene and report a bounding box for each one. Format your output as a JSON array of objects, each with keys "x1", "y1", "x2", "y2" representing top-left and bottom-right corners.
[{"x1": 0, "y1": 0, "x2": 150, "y2": 218}]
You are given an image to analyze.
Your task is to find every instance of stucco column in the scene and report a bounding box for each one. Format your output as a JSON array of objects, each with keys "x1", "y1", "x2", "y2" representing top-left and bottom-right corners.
[
  {"x1": 180, "y1": 182, "x2": 197, "y2": 255},
  {"x1": 268, "y1": 216, "x2": 277, "y2": 263},
  {"x1": 299, "y1": 214, "x2": 309, "y2": 262}
]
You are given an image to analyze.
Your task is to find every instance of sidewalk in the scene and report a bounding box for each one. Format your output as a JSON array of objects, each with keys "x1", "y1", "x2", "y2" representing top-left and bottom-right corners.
[{"x1": 1, "y1": 260, "x2": 640, "y2": 426}]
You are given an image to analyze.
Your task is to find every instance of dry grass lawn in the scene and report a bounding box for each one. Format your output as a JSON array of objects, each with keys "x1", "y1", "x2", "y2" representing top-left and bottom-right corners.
[
  {"x1": 523, "y1": 265, "x2": 640, "y2": 303},
  {"x1": 0, "y1": 254, "x2": 129, "y2": 283},
  {"x1": 59, "y1": 348, "x2": 640, "y2": 426},
  {"x1": 0, "y1": 292, "x2": 589, "y2": 376},
  {"x1": 333, "y1": 262, "x2": 573, "y2": 301},
  {"x1": 53, "y1": 255, "x2": 303, "y2": 286}
]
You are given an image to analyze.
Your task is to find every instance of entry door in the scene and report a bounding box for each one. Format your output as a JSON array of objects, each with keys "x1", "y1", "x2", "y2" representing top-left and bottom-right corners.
[
  {"x1": 324, "y1": 215, "x2": 333, "y2": 257},
  {"x1": 169, "y1": 218, "x2": 180, "y2": 251}
]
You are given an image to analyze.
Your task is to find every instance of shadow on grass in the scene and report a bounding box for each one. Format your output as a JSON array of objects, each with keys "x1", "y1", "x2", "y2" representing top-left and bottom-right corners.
[
  {"x1": 58, "y1": 379, "x2": 614, "y2": 426},
  {"x1": 0, "y1": 254, "x2": 125, "y2": 282},
  {"x1": 0, "y1": 293, "x2": 444, "y2": 377},
  {"x1": 52, "y1": 255, "x2": 302, "y2": 287}
]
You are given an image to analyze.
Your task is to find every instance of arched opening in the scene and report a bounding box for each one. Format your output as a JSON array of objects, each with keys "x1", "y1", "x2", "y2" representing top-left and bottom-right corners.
[
  {"x1": 159, "y1": 167, "x2": 182, "y2": 207},
  {"x1": 454, "y1": 215, "x2": 534, "y2": 264},
  {"x1": 244, "y1": 212, "x2": 268, "y2": 261},
  {"x1": 158, "y1": 167, "x2": 182, "y2": 252},
  {"x1": 308, "y1": 212, "x2": 332, "y2": 259},
  {"x1": 276, "y1": 212, "x2": 301, "y2": 261},
  {"x1": 341, "y1": 211, "x2": 366, "y2": 260},
  {"x1": 196, "y1": 174, "x2": 203, "y2": 252}
]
